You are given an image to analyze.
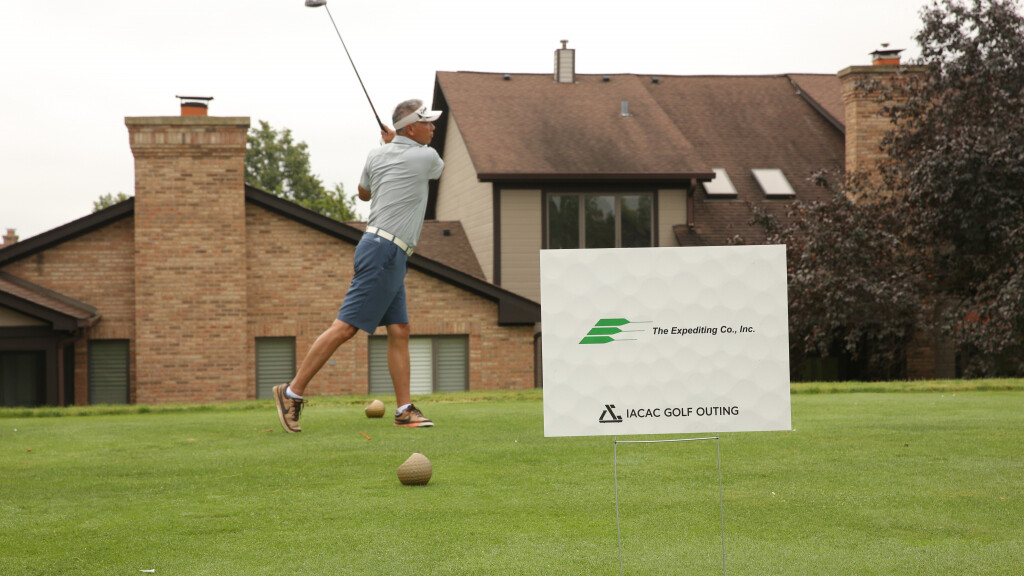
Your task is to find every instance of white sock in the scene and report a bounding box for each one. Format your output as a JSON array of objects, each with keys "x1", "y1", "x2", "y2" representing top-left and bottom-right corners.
[
  {"x1": 285, "y1": 386, "x2": 303, "y2": 400},
  {"x1": 396, "y1": 403, "x2": 411, "y2": 416}
]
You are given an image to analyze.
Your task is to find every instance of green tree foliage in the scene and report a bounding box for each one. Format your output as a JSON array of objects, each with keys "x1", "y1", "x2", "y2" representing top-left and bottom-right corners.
[
  {"x1": 245, "y1": 120, "x2": 357, "y2": 222},
  {"x1": 92, "y1": 192, "x2": 132, "y2": 212},
  {"x1": 876, "y1": 0, "x2": 1024, "y2": 375}
]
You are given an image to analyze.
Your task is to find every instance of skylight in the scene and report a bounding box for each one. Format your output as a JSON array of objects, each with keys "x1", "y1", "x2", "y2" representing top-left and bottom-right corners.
[
  {"x1": 703, "y1": 168, "x2": 738, "y2": 197},
  {"x1": 751, "y1": 169, "x2": 796, "y2": 198}
]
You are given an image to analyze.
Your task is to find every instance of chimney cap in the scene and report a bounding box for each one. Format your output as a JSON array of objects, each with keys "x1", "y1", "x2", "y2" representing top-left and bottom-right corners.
[
  {"x1": 177, "y1": 95, "x2": 213, "y2": 116},
  {"x1": 560, "y1": 39, "x2": 568, "y2": 48},
  {"x1": 869, "y1": 47, "x2": 904, "y2": 58}
]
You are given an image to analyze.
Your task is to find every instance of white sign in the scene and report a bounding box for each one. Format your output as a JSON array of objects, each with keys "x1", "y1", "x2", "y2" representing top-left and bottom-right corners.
[{"x1": 541, "y1": 245, "x2": 791, "y2": 437}]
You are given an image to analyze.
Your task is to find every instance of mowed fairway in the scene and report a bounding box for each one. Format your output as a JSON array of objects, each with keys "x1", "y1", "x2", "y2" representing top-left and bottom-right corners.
[{"x1": 2, "y1": 388, "x2": 1022, "y2": 575}]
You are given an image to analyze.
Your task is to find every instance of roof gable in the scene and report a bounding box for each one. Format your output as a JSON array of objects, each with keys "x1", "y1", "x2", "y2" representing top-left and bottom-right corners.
[
  {"x1": 2, "y1": 189, "x2": 538, "y2": 325},
  {"x1": 245, "y1": 186, "x2": 538, "y2": 323},
  {"x1": 0, "y1": 271, "x2": 100, "y2": 330}
]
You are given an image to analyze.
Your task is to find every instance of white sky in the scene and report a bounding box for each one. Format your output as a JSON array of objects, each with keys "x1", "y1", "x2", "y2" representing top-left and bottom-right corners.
[{"x1": 1, "y1": 0, "x2": 926, "y2": 240}]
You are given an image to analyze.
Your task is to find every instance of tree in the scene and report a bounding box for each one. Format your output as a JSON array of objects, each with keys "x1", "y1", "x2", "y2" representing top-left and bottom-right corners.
[
  {"x1": 750, "y1": 0, "x2": 1024, "y2": 377},
  {"x1": 876, "y1": 0, "x2": 1024, "y2": 375},
  {"x1": 92, "y1": 192, "x2": 132, "y2": 212},
  {"x1": 245, "y1": 120, "x2": 357, "y2": 222},
  {"x1": 744, "y1": 173, "x2": 923, "y2": 381}
]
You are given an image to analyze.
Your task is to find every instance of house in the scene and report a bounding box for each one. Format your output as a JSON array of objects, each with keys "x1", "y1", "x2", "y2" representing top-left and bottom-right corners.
[
  {"x1": 1, "y1": 47, "x2": 952, "y2": 407},
  {"x1": 0, "y1": 103, "x2": 539, "y2": 407},
  {"x1": 426, "y1": 42, "x2": 951, "y2": 379},
  {"x1": 427, "y1": 43, "x2": 846, "y2": 304}
]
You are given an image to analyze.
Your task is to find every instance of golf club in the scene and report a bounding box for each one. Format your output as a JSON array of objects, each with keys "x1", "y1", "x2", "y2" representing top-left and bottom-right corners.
[{"x1": 305, "y1": 0, "x2": 387, "y2": 131}]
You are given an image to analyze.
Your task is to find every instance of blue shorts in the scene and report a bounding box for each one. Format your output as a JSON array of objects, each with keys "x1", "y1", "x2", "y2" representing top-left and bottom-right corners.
[{"x1": 337, "y1": 234, "x2": 409, "y2": 333}]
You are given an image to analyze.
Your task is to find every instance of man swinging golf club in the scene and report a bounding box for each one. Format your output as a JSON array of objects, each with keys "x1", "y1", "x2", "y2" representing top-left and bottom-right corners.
[{"x1": 273, "y1": 99, "x2": 444, "y2": 432}]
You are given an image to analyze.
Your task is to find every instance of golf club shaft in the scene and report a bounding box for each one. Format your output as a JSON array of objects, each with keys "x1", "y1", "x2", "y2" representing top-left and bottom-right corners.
[{"x1": 321, "y1": 4, "x2": 386, "y2": 131}]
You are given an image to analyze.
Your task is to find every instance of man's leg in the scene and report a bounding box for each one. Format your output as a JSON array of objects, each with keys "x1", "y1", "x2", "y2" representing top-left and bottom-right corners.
[
  {"x1": 273, "y1": 319, "x2": 358, "y2": 433},
  {"x1": 290, "y1": 319, "x2": 359, "y2": 396},
  {"x1": 388, "y1": 322, "x2": 433, "y2": 427},
  {"x1": 386, "y1": 322, "x2": 412, "y2": 408}
]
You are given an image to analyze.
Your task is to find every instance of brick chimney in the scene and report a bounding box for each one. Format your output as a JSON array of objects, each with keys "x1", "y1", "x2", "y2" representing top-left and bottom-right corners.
[
  {"x1": 2, "y1": 229, "x2": 17, "y2": 247},
  {"x1": 870, "y1": 45, "x2": 904, "y2": 66},
  {"x1": 837, "y1": 48, "x2": 921, "y2": 180},
  {"x1": 177, "y1": 95, "x2": 213, "y2": 117},
  {"x1": 125, "y1": 102, "x2": 250, "y2": 404},
  {"x1": 554, "y1": 40, "x2": 575, "y2": 84}
]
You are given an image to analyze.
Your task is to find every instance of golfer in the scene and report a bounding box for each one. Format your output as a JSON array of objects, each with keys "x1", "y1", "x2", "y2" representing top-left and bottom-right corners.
[{"x1": 274, "y1": 99, "x2": 444, "y2": 433}]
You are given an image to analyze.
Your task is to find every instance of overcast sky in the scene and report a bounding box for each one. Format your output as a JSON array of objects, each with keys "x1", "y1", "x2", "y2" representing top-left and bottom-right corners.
[{"x1": 2, "y1": 0, "x2": 927, "y2": 240}]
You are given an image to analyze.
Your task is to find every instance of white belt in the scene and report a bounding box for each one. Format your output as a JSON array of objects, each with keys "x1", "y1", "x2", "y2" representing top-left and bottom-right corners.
[{"x1": 365, "y1": 226, "x2": 413, "y2": 256}]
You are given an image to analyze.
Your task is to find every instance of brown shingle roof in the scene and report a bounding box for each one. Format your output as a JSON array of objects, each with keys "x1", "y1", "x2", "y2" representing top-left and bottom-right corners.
[
  {"x1": 436, "y1": 72, "x2": 845, "y2": 247},
  {"x1": 0, "y1": 271, "x2": 100, "y2": 329},
  {"x1": 788, "y1": 73, "x2": 845, "y2": 132},
  {"x1": 644, "y1": 75, "x2": 845, "y2": 246},
  {"x1": 435, "y1": 72, "x2": 712, "y2": 180}
]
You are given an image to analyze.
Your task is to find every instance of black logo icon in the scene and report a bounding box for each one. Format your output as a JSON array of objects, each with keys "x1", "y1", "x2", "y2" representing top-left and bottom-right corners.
[{"x1": 599, "y1": 404, "x2": 623, "y2": 424}]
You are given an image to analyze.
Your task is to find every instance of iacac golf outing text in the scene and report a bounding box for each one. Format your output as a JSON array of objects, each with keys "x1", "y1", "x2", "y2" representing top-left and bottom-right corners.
[{"x1": 599, "y1": 404, "x2": 740, "y2": 423}]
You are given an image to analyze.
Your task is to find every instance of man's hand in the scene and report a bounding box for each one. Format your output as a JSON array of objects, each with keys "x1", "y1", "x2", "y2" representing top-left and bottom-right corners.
[{"x1": 381, "y1": 125, "x2": 396, "y2": 144}]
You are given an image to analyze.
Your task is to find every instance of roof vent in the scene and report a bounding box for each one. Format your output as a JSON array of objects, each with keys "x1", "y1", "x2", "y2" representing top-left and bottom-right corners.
[
  {"x1": 503, "y1": 73, "x2": 511, "y2": 81},
  {"x1": 651, "y1": 77, "x2": 660, "y2": 84},
  {"x1": 554, "y1": 40, "x2": 575, "y2": 84},
  {"x1": 177, "y1": 95, "x2": 213, "y2": 117},
  {"x1": 602, "y1": 76, "x2": 610, "y2": 82}
]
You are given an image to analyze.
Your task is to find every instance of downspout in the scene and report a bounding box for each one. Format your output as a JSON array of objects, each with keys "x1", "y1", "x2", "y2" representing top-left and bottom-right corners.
[{"x1": 687, "y1": 178, "x2": 697, "y2": 229}]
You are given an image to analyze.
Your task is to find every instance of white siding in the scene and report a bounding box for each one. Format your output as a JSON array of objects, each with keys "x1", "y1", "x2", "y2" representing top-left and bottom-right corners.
[
  {"x1": 500, "y1": 189, "x2": 543, "y2": 302},
  {"x1": 658, "y1": 189, "x2": 687, "y2": 247},
  {"x1": 436, "y1": 115, "x2": 494, "y2": 282}
]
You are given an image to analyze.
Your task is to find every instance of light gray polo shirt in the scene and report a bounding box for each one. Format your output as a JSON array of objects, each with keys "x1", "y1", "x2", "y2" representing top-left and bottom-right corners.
[{"x1": 359, "y1": 135, "x2": 444, "y2": 249}]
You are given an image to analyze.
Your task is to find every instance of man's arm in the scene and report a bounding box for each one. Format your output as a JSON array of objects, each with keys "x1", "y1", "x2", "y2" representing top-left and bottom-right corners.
[{"x1": 358, "y1": 126, "x2": 394, "y2": 202}]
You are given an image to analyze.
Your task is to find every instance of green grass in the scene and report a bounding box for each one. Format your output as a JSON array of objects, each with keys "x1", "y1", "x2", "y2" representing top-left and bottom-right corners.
[{"x1": 1, "y1": 386, "x2": 1022, "y2": 575}]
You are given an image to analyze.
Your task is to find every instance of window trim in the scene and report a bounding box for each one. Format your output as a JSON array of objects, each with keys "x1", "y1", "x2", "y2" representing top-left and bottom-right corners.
[
  {"x1": 542, "y1": 188, "x2": 658, "y2": 249},
  {"x1": 368, "y1": 334, "x2": 469, "y2": 394},
  {"x1": 88, "y1": 339, "x2": 130, "y2": 405},
  {"x1": 255, "y1": 337, "x2": 296, "y2": 400}
]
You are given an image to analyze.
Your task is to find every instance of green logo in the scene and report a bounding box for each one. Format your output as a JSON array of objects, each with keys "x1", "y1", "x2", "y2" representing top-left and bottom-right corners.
[{"x1": 579, "y1": 318, "x2": 652, "y2": 344}]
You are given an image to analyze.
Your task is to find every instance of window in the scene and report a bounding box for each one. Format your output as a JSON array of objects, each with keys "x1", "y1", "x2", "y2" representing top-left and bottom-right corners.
[
  {"x1": 704, "y1": 168, "x2": 738, "y2": 198},
  {"x1": 547, "y1": 193, "x2": 653, "y2": 249},
  {"x1": 256, "y1": 338, "x2": 296, "y2": 400},
  {"x1": 751, "y1": 168, "x2": 796, "y2": 198},
  {"x1": 89, "y1": 340, "x2": 129, "y2": 405},
  {"x1": 368, "y1": 335, "x2": 468, "y2": 395},
  {"x1": 1, "y1": 351, "x2": 46, "y2": 407}
]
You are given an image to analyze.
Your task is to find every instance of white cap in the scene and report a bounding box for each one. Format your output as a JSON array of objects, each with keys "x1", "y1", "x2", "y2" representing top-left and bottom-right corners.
[{"x1": 393, "y1": 105, "x2": 442, "y2": 130}]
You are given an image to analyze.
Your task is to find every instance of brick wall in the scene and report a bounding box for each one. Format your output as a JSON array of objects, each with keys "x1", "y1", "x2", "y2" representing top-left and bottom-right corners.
[
  {"x1": 127, "y1": 116, "x2": 251, "y2": 403},
  {"x1": 2, "y1": 218, "x2": 136, "y2": 404},
  {"x1": 6, "y1": 114, "x2": 533, "y2": 405},
  {"x1": 838, "y1": 65, "x2": 925, "y2": 184},
  {"x1": 246, "y1": 205, "x2": 535, "y2": 396}
]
